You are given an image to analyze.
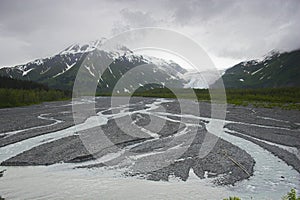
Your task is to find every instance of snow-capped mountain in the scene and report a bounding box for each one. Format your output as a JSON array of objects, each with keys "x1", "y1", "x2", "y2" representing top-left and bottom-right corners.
[
  {"x1": 59, "y1": 39, "x2": 104, "y2": 55},
  {"x1": 183, "y1": 70, "x2": 225, "y2": 89},
  {"x1": 1, "y1": 40, "x2": 212, "y2": 92},
  {"x1": 211, "y1": 49, "x2": 300, "y2": 88}
]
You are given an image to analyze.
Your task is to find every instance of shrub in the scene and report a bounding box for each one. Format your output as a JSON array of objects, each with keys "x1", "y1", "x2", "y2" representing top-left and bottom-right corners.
[
  {"x1": 223, "y1": 197, "x2": 241, "y2": 200},
  {"x1": 282, "y1": 188, "x2": 300, "y2": 200}
]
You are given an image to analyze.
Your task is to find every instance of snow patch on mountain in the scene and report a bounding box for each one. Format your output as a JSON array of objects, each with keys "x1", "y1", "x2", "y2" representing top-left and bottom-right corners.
[
  {"x1": 40, "y1": 67, "x2": 51, "y2": 75},
  {"x1": 53, "y1": 62, "x2": 76, "y2": 78},
  {"x1": 124, "y1": 88, "x2": 130, "y2": 93},
  {"x1": 84, "y1": 65, "x2": 96, "y2": 77},
  {"x1": 59, "y1": 39, "x2": 106, "y2": 55},
  {"x1": 251, "y1": 68, "x2": 263, "y2": 75},
  {"x1": 29, "y1": 59, "x2": 44, "y2": 66},
  {"x1": 22, "y1": 68, "x2": 34, "y2": 76}
]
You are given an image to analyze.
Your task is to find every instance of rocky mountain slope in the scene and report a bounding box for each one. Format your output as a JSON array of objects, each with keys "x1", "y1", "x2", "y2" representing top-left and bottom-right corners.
[
  {"x1": 212, "y1": 49, "x2": 300, "y2": 88},
  {"x1": 0, "y1": 40, "x2": 195, "y2": 92}
]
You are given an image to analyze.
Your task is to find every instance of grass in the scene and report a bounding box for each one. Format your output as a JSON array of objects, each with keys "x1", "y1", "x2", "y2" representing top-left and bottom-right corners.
[
  {"x1": 121, "y1": 87, "x2": 300, "y2": 111},
  {"x1": 2, "y1": 85, "x2": 300, "y2": 110}
]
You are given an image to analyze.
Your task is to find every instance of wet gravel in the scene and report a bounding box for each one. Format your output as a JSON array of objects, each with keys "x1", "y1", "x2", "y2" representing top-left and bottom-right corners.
[{"x1": 0, "y1": 97, "x2": 299, "y2": 185}]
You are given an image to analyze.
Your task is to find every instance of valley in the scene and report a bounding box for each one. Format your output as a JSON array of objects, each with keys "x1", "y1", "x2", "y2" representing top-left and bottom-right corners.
[
  {"x1": 1, "y1": 1, "x2": 300, "y2": 199},
  {"x1": 0, "y1": 97, "x2": 299, "y2": 199}
]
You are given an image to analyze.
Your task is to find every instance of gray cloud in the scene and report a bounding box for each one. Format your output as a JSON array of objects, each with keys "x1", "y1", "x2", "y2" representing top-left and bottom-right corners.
[
  {"x1": 168, "y1": 0, "x2": 235, "y2": 25},
  {"x1": 0, "y1": 0, "x2": 299, "y2": 68},
  {"x1": 165, "y1": 0, "x2": 300, "y2": 60},
  {"x1": 111, "y1": 9, "x2": 160, "y2": 34}
]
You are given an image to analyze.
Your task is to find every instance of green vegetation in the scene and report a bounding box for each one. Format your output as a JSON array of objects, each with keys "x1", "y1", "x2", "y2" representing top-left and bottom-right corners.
[
  {"x1": 223, "y1": 197, "x2": 241, "y2": 200},
  {"x1": 2, "y1": 75, "x2": 300, "y2": 110},
  {"x1": 0, "y1": 88, "x2": 69, "y2": 108},
  {"x1": 129, "y1": 87, "x2": 300, "y2": 110},
  {"x1": 214, "y1": 49, "x2": 300, "y2": 88},
  {"x1": 0, "y1": 76, "x2": 70, "y2": 108},
  {"x1": 0, "y1": 76, "x2": 49, "y2": 90},
  {"x1": 226, "y1": 87, "x2": 300, "y2": 110},
  {"x1": 282, "y1": 188, "x2": 300, "y2": 200}
]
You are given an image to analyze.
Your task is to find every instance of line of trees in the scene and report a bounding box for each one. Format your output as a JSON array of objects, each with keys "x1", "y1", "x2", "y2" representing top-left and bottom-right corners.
[
  {"x1": 0, "y1": 76, "x2": 49, "y2": 90},
  {"x1": 0, "y1": 88, "x2": 69, "y2": 108},
  {"x1": 0, "y1": 76, "x2": 70, "y2": 108}
]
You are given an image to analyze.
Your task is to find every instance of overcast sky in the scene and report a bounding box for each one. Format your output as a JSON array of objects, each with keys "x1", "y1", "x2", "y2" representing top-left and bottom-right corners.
[{"x1": 0, "y1": 0, "x2": 299, "y2": 69}]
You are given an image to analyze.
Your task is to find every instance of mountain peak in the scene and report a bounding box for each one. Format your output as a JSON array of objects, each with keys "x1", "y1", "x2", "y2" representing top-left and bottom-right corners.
[
  {"x1": 262, "y1": 49, "x2": 282, "y2": 62},
  {"x1": 59, "y1": 38, "x2": 107, "y2": 55}
]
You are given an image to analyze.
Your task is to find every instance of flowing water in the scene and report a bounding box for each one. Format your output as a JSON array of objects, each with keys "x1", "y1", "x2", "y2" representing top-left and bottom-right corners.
[{"x1": 0, "y1": 98, "x2": 299, "y2": 199}]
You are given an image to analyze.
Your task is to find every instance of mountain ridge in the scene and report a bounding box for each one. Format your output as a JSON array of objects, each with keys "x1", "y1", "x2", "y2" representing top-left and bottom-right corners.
[
  {"x1": 211, "y1": 49, "x2": 300, "y2": 88},
  {"x1": 2, "y1": 40, "x2": 298, "y2": 91},
  {"x1": 0, "y1": 41, "x2": 193, "y2": 92}
]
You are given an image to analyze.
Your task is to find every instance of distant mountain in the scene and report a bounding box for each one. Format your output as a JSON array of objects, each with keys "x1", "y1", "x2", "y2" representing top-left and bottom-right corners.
[
  {"x1": 212, "y1": 49, "x2": 300, "y2": 88},
  {"x1": 183, "y1": 70, "x2": 225, "y2": 89},
  {"x1": 0, "y1": 39, "x2": 97, "y2": 90},
  {"x1": 0, "y1": 40, "x2": 210, "y2": 92}
]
